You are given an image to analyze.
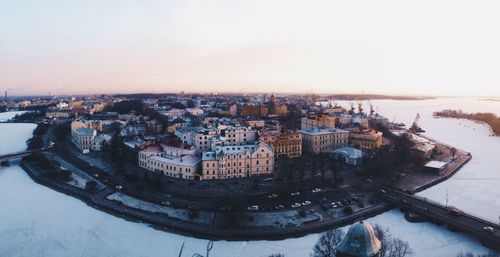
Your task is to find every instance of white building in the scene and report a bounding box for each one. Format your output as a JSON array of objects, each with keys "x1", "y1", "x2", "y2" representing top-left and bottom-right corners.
[
  {"x1": 201, "y1": 142, "x2": 274, "y2": 180},
  {"x1": 301, "y1": 128, "x2": 349, "y2": 154},
  {"x1": 217, "y1": 125, "x2": 256, "y2": 145},
  {"x1": 186, "y1": 108, "x2": 204, "y2": 116},
  {"x1": 162, "y1": 108, "x2": 186, "y2": 118},
  {"x1": 71, "y1": 127, "x2": 111, "y2": 153},
  {"x1": 175, "y1": 127, "x2": 218, "y2": 152},
  {"x1": 138, "y1": 144, "x2": 201, "y2": 179}
]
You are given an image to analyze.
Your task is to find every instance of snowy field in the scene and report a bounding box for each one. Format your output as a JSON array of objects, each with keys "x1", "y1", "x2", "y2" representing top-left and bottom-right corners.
[{"x1": 0, "y1": 100, "x2": 497, "y2": 257}]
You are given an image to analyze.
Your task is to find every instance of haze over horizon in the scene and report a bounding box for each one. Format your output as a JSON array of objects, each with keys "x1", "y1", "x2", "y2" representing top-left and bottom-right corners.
[{"x1": 2, "y1": 0, "x2": 500, "y2": 97}]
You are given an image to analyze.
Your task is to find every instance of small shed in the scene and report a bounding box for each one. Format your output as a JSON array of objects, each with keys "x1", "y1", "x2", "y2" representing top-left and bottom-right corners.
[{"x1": 423, "y1": 160, "x2": 448, "y2": 175}]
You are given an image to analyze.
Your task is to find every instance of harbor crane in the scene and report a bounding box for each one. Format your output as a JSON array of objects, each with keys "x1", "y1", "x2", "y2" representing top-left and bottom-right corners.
[
  {"x1": 410, "y1": 113, "x2": 426, "y2": 133},
  {"x1": 357, "y1": 101, "x2": 364, "y2": 115},
  {"x1": 368, "y1": 100, "x2": 375, "y2": 116},
  {"x1": 349, "y1": 102, "x2": 355, "y2": 115}
]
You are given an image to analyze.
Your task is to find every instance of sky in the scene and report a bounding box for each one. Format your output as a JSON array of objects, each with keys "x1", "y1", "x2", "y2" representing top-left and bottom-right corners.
[{"x1": 1, "y1": 0, "x2": 500, "y2": 97}]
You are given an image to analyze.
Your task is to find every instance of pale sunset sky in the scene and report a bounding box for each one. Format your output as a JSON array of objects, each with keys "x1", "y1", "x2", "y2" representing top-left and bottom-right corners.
[{"x1": 1, "y1": 0, "x2": 500, "y2": 97}]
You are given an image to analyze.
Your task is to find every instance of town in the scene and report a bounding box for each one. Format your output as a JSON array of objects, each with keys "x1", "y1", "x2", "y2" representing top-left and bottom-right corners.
[{"x1": 2, "y1": 91, "x2": 488, "y2": 248}]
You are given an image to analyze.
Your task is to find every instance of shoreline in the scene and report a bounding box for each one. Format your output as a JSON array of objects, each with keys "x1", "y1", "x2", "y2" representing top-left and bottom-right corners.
[
  {"x1": 18, "y1": 140, "x2": 471, "y2": 241},
  {"x1": 20, "y1": 159, "x2": 392, "y2": 241}
]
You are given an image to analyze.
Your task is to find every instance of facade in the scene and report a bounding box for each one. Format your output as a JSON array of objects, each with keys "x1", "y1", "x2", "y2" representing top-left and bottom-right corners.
[
  {"x1": 138, "y1": 144, "x2": 201, "y2": 179},
  {"x1": 175, "y1": 127, "x2": 218, "y2": 152},
  {"x1": 349, "y1": 130, "x2": 383, "y2": 151},
  {"x1": 245, "y1": 119, "x2": 265, "y2": 128},
  {"x1": 301, "y1": 114, "x2": 336, "y2": 130},
  {"x1": 201, "y1": 142, "x2": 274, "y2": 180},
  {"x1": 71, "y1": 127, "x2": 111, "y2": 152},
  {"x1": 301, "y1": 128, "x2": 349, "y2": 154},
  {"x1": 241, "y1": 105, "x2": 268, "y2": 117},
  {"x1": 217, "y1": 125, "x2": 256, "y2": 145},
  {"x1": 258, "y1": 130, "x2": 302, "y2": 158},
  {"x1": 71, "y1": 120, "x2": 103, "y2": 132},
  {"x1": 46, "y1": 107, "x2": 72, "y2": 119}
]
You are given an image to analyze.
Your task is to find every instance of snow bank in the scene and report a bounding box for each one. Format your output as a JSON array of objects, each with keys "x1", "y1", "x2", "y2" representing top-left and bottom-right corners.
[{"x1": 0, "y1": 111, "x2": 26, "y2": 122}]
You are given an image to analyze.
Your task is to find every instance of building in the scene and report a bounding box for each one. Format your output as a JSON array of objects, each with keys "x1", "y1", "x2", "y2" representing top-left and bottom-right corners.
[
  {"x1": 175, "y1": 127, "x2": 218, "y2": 152},
  {"x1": 71, "y1": 127, "x2": 110, "y2": 152},
  {"x1": 45, "y1": 107, "x2": 72, "y2": 119},
  {"x1": 71, "y1": 120, "x2": 103, "y2": 132},
  {"x1": 301, "y1": 128, "x2": 349, "y2": 154},
  {"x1": 245, "y1": 119, "x2": 265, "y2": 129},
  {"x1": 349, "y1": 130, "x2": 383, "y2": 151},
  {"x1": 258, "y1": 130, "x2": 302, "y2": 158},
  {"x1": 186, "y1": 108, "x2": 204, "y2": 116},
  {"x1": 201, "y1": 142, "x2": 274, "y2": 180},
  {"x1": 161, "y1": 108, "x2": 186, "y2": 118},
  {"x1": 241, "y1": 105, "x2": 268, "y2": 117},
  {"x1": 336, "y1": 221, "x2": 382, "y2": 257},
  {"x1": 229, "y1": 104, "x2": 238, "y2": 116},
  {"x1": 301, "y1": 114, "x2": 336, "y2": 130},
  {"x1": 138, "y1": 144, "x2": 201, "y2": 180},
  {"x1": 217, "y1": 125, "x2": 256, "y2": 145},
  {"x1": 331, "y1": 147, "x2": 363, "y2": 166},
  {"x1": 423, "y1": 160, "x2": 448, "y2": 175}
]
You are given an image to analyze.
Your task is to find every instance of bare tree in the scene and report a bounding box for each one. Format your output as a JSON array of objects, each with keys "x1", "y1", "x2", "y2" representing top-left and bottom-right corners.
[
  {"x1": 386, "y1": 238, "x2": 413, "y2": 257},
  {"x1": 374, "y1": 224, "x2": 413, "y2": 257},
  {"x1": 311, "y1": 229, "x2": 345, "y2": 257}
]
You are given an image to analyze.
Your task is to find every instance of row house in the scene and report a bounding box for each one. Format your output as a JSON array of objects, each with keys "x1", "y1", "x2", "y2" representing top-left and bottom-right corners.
[
  {"x1": 201, "y1": 142, "x2": 274, "y2": 180},
  {"x1": 258, "y1": 130, "x2": 302, "y2": 158}
]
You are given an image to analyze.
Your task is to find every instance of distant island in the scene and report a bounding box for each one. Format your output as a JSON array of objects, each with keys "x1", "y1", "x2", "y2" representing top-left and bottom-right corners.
[
  {"x1": 327, "y1": 94, "x2": 434, "y2": 101},
  {"x1": 433, "y1": 109, "x2": 500, "y2": 136}
]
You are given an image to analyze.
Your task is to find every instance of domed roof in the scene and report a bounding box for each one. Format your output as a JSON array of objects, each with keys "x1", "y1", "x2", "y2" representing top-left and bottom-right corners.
[{"x1": 336, "y1": 221, "x2": 382, "y2": 257}]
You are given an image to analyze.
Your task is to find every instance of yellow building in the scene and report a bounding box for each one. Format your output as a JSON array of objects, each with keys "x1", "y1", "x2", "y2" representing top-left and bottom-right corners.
[
  {"x1": 242, "y1": 105, "x2": 268, "y2": 117},
  {"x1": 301, "y1": 114, "x2": 336, "y2": 130},
  {"x1": 301, "y1": 128, "x2": 349, "y2": 154},
  {"x1": 349, "y1": 130, "x2": 383, "y2": 151},
  {"x1": 259, "y1": 130, "x2": 302, "y2": 158},
  {"x1": 201, "y1": 142, "x2": 274, "y2": 180}
]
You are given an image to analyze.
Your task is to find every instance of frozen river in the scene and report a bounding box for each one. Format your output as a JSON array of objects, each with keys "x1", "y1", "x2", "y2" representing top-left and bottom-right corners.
[{"x1": 1, "y1": 98, "x2": 499, "y2": 257}]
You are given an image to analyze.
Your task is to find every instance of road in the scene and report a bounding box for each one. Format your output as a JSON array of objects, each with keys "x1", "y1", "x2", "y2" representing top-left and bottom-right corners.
[{"x1": 381, "y1": 189, "x2": 500, "y2": 250}]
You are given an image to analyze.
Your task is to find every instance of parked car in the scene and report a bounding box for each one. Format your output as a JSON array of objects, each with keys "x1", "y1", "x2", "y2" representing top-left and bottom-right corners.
[
  {"x1": 115, "y1": 185, "x2": 123, "y2": 190},
  {"x1": 160, "y1": 200, "x2": 171, "y2": 206},
  {"x1": 302, "y1": 201, "x2": 311, "y2": 206},
  {"x1": 312, "y1": 188, "x2": 322, "y2": 193},
  {"x1": 483, "y1": 226, "x2": 494, "y2": 233},
  {"x1": 267, "y1": 194, "x2": 278, "y2": 199},
  {"x1": 264, "y1": 178, "x2": 273, "y2": 182},
  {"x1": 331, "y1": 203, "x2": 338, "y2": 208},
  {"x1": 275, "y1": 204, "x2": 285, "y2": 210},
  {"x1": 320, "y1": 197, "x2": 328, "y2": 203},
  {"x1": 247, "y1": 205, "x2": 259, "y2": 211},
  {"x1": 290, "y1": 192, "x2": 301, "y2": 196},
  {"x1": 447, "y1": 206, "x2": 461, "y2": 216},
  {"x1": 291, "y1": 203, "x2": 301, "y2": 208}
]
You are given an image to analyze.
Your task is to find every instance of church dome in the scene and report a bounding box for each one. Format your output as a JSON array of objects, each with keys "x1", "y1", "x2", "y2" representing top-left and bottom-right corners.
[{"x1": 336, "y1": 221, "x2": 382, "y2": 257}]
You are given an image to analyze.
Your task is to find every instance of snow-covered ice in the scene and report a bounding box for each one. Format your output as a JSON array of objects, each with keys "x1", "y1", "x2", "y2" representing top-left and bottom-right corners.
[
  {"x1": 0, "y1": 99, "x2": 498, "y2": 257},
  {"x1": 0, "y1": 111, "x2": 26, "y2": 122}
]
